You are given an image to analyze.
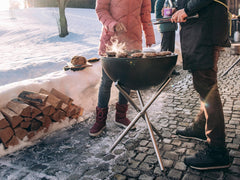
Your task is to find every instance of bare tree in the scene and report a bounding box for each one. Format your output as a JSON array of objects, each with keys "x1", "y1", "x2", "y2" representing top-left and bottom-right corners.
[{"x1": 57, "y1": 0, "x2": 70, "y2": 37}]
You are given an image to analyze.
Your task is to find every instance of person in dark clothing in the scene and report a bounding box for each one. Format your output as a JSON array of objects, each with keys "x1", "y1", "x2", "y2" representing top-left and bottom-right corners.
[
  {"x1": 155, "y1": 0, "x2": 180, "y2": 76},
  {"x1": 171, "y1": 0, "x2": 231, "y2": 170}
]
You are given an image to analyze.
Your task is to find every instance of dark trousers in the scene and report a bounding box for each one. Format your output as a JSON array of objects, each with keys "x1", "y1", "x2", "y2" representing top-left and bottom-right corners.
[
  {"x1": 161, "y1": 31, "x2": 175, "y2": 52},
  {"x1": 192, "y1": 47, "x2": 225, "y2": 147},
  {"x1": 97, "y1": 69, "x2": 130, "y2": 108}
]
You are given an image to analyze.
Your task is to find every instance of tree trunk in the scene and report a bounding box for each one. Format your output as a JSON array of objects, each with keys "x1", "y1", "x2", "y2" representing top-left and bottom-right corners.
[{"x1": 57, "y1": 0, "x2": 70, "y2": 37}]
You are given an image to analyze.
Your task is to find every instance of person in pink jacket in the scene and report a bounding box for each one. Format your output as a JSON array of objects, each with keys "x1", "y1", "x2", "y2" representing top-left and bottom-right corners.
[{"x1": 89, "y1": 0, "x2": 156, "y2": 137}]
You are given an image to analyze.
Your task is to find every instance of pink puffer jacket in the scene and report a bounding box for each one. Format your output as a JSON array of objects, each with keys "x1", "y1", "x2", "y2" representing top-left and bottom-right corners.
[{"x1": 96, "y1": 0, "x2": 156, "y2": 55}]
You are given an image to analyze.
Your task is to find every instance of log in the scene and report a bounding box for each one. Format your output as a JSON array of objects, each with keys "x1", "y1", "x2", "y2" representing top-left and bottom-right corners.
[
  {"x1": 66, "y1": 104, "x2": 77, "y2": 117},
  {"x1": 27, "y1": 131, "x2": 36, "y2": 140},
  {"x1": 39, "y1": 88, "x2": 63, "y2": 109},
  {"x1": 35, "y1": 102, "x2": 56, "y2": 116},
  {"x1": 6, "y1": 99, "x2": 41, "y2": 118},
  {"x1": 14, "y1": 127, "x2": 28, "y2": 140},
  {"x1": 0, "y1": 112, "x2": 10, "y2": 129},
  {"x1": 23, "y1": 117, "x2": 32, "y2": 122},
  {"x1": 20, "y1": 121, "x2": 31, "y2": 130},
  {"x1": 50, "y1": 88, "x2": 73, "y2": 105},
  {"x1": 60, "y1": 102, "x2": 69, "y2": 112},
  {"x1": 69, "y1": 104, "x2": 84, "y2": 118},
  {"x1": 18, "y1": 91, "x2": 48, "y2": 106},
  {"x1": 35, "y1": 115, "x2": 52, "y2": 129},
  {"x1": 1, "y1": 108, "x2": 23, "y2": 128},
  {"x1": 51, "y1": 109, "x2": 66, "y2": 122},
  {"x1": 30, "y1": 119, "x2": 42, "y2": 131},
  {"x1": 5, "y1": 135, "x2": 19, "y2": 148},
  {"x1": 0, "y1": 127, "x2": 14, "y2": 144}
]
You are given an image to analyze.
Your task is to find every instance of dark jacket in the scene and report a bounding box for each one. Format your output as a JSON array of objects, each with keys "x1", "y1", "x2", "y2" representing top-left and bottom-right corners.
[
  {"x1": 177, "y1": 0, "x2": 231, "y2": 70},
  {"x1": 155, "y1": 0, "x2": 177, "y2": 33}
]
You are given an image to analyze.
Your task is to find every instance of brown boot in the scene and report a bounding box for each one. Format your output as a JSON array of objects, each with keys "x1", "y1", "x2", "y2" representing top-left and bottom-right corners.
[
  {"x1": 89, "y1": 107, "x2": 108, "y2": 137},
  {"x1": 115, "y1": 103, "x2": 136, "y2": 129}
]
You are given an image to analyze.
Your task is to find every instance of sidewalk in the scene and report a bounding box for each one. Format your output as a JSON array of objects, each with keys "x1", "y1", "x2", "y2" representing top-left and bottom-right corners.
[{"x1": 0, "y1": 51, "x2": 239, "y2": 180}]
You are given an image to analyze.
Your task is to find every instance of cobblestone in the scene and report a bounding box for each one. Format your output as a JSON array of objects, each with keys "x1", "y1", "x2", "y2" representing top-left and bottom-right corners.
[{"x1": 0, "y1": 52, "x2": 240, "y2": 179}]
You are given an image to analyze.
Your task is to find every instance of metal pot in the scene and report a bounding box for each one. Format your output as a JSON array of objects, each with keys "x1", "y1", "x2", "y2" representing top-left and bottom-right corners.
[{"x1": 101, "y1": 54, "x2": 178, "y2": 90}]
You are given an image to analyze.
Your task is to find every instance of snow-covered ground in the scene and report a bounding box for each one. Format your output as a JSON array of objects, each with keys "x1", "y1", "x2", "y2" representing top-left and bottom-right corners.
[{"x1": 0, "y1": 7, "x2": 181, "y2": 155}]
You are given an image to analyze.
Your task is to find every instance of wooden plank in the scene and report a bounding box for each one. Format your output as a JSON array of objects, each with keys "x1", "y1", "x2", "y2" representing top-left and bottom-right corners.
[
  {"x1": 18, "y1": 91, "x2": 48, "y2": 106},
  {"x1": 1, "y1": 108, "x2": 23, "y2": 128},
  {"x1": 50, "y1": 88, "x2": 73, "y2": 105}
]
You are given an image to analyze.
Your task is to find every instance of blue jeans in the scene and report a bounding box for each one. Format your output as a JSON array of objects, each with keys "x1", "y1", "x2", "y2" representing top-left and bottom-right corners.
[{"x1": 98, "y1": 69, "x2": 130, "y2": 108}]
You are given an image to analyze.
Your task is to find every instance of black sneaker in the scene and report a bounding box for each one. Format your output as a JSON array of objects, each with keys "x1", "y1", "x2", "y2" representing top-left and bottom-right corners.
[
  {"x1": 176, "y1": 126, "x2": 207, "y2": 141},
  {"x1": 184, "y1": 146, "x2": 231, "y2": 170},
  {"x1": 171, "y1": 69, "x2": 180, "y2": 76}
]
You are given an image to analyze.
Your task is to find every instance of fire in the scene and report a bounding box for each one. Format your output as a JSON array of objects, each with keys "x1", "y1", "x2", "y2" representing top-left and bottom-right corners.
[{"x1": 106, "y1": 37, "x2": 127, "y2": 54}]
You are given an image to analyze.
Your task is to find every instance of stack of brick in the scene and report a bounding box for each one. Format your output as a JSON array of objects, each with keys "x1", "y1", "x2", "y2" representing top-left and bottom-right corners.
[{"x1": 0, "y1": 88, "x2": 83, "y2": 149}]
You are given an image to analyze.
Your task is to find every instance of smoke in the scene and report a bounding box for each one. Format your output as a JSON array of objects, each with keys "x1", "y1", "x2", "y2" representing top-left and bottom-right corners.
[{"x1": 106, "y1": 37, "x2": 127, "y2": 53}]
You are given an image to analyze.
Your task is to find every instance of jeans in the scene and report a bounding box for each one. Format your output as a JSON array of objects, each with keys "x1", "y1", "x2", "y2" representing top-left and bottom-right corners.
[
  {"x1": 192, "y1": 47, "x2": 225, "y2": 148},
  {"x1": 98, "y1": 69, "x2": 130, "y2": 108}
]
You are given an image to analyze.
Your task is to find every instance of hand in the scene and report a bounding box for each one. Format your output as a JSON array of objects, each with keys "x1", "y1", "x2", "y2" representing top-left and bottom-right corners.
[
  {"x1": 171, "y1": 9, "x2": 188, "y2": 23},
  {"x1": 114, "y1": 23, "x2": 127, "y2": 32}
]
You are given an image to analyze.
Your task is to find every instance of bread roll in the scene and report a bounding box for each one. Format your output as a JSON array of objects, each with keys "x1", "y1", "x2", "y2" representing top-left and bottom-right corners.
[
  {"x1": 116, "y1": 52, "x2": 128, "y2": 58},
  {"x1": 71, "y1": 56, "x2": 87, "y2": 66},
  {"x1": 106, "y1": 51, "x2": 116, "y2": 57},
  {"x1": 144, "y1": 52, "x2": 157, "y2": 58},
  {"x1": 131, "y1": 52, "x2": 143, "y2": 58},
  {"x1": 156, "y1": 51, "x2": 172, "y2": 56}
]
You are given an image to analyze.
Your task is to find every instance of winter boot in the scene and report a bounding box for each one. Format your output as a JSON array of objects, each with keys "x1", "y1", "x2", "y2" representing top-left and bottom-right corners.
[
  {"x1": 184, "y1": 145, "x2": 231, "y2": 170},
  {"x1": 115, "y1": 103, "x2": 136, "y2": 129},
  {"x1": 89, "y1": 107, "x2": 108, "y2": 137},
  {"x1": 176, "y1": 110, "x2": 207, "y2": 141}
]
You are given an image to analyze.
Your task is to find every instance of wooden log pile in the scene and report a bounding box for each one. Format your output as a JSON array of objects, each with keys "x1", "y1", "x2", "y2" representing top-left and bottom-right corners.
[{"x1": 0, "y1": 88, "x2": 83, "y2": 149}]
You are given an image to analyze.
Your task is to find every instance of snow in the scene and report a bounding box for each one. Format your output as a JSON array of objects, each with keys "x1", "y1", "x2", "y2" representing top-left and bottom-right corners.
[{"x1": 0, "y1": 7, "x2": 181, "y2": 155}]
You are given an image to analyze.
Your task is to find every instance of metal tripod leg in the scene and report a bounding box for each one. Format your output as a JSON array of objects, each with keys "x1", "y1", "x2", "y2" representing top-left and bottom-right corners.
[
  {"x1": 221, "y1": 57, "x2": 240, "y2": 77},
  {"x1": 109, "y1": 78, "x2": 172, "y2": 171},
  {"x1": 115, "y1": 82, "x2": 163, "y2": 139},
  {"x1": 136, "y1": 90, "x2": 164, "y2": 171}
]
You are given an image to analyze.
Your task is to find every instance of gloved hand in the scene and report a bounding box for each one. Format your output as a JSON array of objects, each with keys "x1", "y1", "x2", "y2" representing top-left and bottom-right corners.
[{"x1": 114, "y1": 23, "x2": 127, "y2": 33}]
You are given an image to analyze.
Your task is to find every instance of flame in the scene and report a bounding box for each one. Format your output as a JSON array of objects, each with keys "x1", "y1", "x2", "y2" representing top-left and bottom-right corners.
[{"x1": 106, "y1": 37, "x2": 127, "y2": 53}]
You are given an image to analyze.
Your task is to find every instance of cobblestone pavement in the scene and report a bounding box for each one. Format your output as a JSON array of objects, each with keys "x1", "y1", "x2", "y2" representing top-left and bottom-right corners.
[{"x1": 0, "y1": 51, "x2": 240, "y2": 180}]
